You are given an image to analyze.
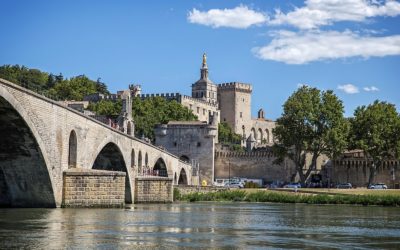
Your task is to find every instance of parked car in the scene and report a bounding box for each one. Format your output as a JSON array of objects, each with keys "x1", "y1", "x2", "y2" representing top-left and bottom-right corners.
[
  {"x1": 284, "y1": 183, "x2": 301, "y2": 188},
  {"x1": 336, "y1": 183, "x2": 352, "y2": 189},
  {"x1": 225, "y1": 181, "x2": 244, "y2": 188},
  {"x1": 368, "y1": 183, "x2": 388, "y2": 189}
]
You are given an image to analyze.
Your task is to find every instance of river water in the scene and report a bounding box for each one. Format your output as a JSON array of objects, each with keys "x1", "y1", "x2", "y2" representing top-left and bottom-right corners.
[{"x1": 0, "y1": 203, "x2": 399, "y2": 249}]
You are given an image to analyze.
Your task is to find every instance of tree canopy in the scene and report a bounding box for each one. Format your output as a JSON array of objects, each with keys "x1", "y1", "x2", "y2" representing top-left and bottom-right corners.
[
  {"x1": 349, "y1": 100, "x2": 400, "y2": 185},
  {"x1": 273, "y1": 86, "x2": 349, "y2": 185},
  {"x1": 0, "y1": 65, "x2": 110, "y2": 100},
  {"x1": 132, "y1": 97, "x2": 197, "y2": 140},
  {"x1": 218, "y1": 122, "x2": 243, "y2": 151}
]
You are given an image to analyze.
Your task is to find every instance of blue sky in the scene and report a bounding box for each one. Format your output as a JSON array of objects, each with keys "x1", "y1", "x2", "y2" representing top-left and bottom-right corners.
[{"x1": 1, "y1": 0, "x2": 399, "y2": 119}]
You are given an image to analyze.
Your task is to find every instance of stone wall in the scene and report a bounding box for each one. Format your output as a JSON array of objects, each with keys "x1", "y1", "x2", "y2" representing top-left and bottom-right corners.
[
  {"x1": 181, "y1": 95, "x2": 219, "y2": 123},
  {"x1": 62, "y1": 169, "x2": 125, "y2": 208},
  {"x1": 327, "y1": 159, "x2": 400, "y2": 188},
  {"x1": 214, "y1": 150, "x2": 296, "y2": 183},
  {"x1": 155, "y1": 122, "x2": 217, "y2": 186},
  {"x1": 135, "y1": 176, "x2": 173, "y2": 203}
]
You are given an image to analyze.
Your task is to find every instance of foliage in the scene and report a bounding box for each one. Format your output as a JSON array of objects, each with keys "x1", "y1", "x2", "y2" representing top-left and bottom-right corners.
[
  {"x1": 349, "y1": 100, "x2": 400, "y2": 185},
  {"x1": 173, "y1": 188, "x2": 181, "y2": 201},
  {"x1": 273, "y1": 86, "x2": 349, "y2": 185},
  {"x1": 87, "y1": 99, "x2": 122, "y2": 116},
  {"x1": 218, "y1": 122, "x2": 244, "y2": 151},
  {"x1": 132, "y1": 97, "x2": 197, "y2": 140},
  {"x1": 0, "y1": 64, "x2": 110, "y2": 100},
  {"x1": 177, "y1": 190, "x2": 400, "y2": 206}
]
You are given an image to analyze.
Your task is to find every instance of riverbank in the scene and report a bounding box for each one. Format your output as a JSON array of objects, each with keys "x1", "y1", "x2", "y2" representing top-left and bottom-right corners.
[{"x1": 174, "y1": 188, "x2": 400, "y2": 206}]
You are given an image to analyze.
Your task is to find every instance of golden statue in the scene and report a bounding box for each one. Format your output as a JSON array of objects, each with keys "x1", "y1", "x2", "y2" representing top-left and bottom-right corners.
[{"x1": 202, "y1": 53, "x2": 207, "y2": 65}]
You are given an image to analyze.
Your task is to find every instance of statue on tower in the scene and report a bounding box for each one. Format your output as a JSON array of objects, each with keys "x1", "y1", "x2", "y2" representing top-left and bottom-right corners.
[{"x1": 202, "y1": 53, "x2": 207, "y2": 67}]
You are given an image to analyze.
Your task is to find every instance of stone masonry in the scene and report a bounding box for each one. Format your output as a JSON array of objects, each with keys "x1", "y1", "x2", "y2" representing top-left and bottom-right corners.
[
  {"x1": 62, "y1": 169, "x2": 125, "y2": 208},
  {"x1": 0, "y1": 78, "x2": 192, "y2": 207},
  {"x1": 135, "y1": 176, "x2": 173, "y2": 203}
]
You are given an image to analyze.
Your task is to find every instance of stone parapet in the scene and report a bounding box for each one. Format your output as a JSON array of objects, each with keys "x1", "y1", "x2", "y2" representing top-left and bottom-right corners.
[
  {"x1": 62, "y1": 169, "x2": 125, "y2": 208},
  {"x1": 217, "y1": 82, "x2": 252, "y2": 93},
  {"x1": 134, "y1": 176, "x2": 173, "y2": 203}
]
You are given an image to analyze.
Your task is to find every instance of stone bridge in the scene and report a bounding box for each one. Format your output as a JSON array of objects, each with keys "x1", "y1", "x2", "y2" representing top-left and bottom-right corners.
[{"x1": 0, "y1": 78, "x2": 192, "y2": 207}]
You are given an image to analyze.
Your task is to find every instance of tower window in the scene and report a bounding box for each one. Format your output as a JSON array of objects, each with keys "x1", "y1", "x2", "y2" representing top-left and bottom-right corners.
[
  {"x1": 197, "y1": 107, "x2": 200, "y2": 114},
  {"x1": 197, "y1": 142, "x2": 201, "y2": 147},
  {"x1": 243, "y1": 98, "x2": 245, "y2": 102},
  {"x1": 203, "y1": 109, "x2": 206, "y2": 115},
  {"x1": 240, "y1": 112, "x2": 242, "y2": 118}
]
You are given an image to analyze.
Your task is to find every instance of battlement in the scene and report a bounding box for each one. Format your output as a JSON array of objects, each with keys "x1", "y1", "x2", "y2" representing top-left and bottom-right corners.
[
  {"x1": 181, "y1": 95, "x2": 219, "y2": 108},
  {"x1": 215, "y1": 150, "x2": 275, "y2": 159},
  {"x1": 140, "y1": 93, "x2": 182, "y2": 100},
  {"x1": 334, "y1": 159, "x2": 399, "y2": 168},
  {"x1": 217, "y1": 82, "x2": 252, "y2": 92}
]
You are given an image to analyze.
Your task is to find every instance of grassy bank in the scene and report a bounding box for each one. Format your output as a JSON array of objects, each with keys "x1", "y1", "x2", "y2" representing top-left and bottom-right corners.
[{"x1": 174, "y1": 189, "x2": 400, "y2": 206}]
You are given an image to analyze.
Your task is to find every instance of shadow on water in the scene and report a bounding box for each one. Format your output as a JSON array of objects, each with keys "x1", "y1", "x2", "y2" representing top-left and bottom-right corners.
[{"x1": 0, "y1": 203, "x2": 399, "y2": 249}]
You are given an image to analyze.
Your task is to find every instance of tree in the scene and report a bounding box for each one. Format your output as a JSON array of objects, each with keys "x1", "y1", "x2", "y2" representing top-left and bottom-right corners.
[
  {"x1": 218, "y1": 122, "x2": 242, "y2": 145},
  {"x1": 132, "y1": 97, "x2": 197, "y2": 140},
  {"x1": 349, "y1": 100, "x2": 400, "y2": 186},
  {"x1": 273, "y1": 86, "x2": 349, "y2": 185},
  {"x1": 88, "y1": 100, "x2": 122, "y2": 116}
]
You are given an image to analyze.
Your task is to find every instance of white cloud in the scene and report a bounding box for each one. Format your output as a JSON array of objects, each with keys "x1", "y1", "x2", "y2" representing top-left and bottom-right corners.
[
  {"x1": 187, "y1": 5, "x2": 267, "y2": 29},
  {"x1": 269, "y1": 0, "x2": 400, "y2": 29},
  {"x1": 252, "y1": 30, "x2": 400, "y2": 64},
  {"x1": 363, "y1": 86, "x2": 380, "y2": 91},
  {"x1": 338, "y1": 84, "x2": 359, "y2": 94}
]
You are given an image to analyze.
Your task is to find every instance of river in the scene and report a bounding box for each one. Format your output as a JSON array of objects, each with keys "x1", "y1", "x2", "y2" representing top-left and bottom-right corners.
[{"x1": 0, "y1": 203, "x2": 399, "y2": 249}]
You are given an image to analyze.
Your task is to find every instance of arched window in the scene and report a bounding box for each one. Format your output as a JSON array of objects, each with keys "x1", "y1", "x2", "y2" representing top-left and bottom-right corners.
[
  {"x1": 258, "y1": 128, "x2": 263, "y2": 143},
  {"x1": 127, "y1": 121, "x2": 132, "y2": 135},
  {"x1": 138, "y1": 151, "x2": 142, "y2": 169},
  {"x1": 265, "y1": 129, "x2": 270, "y2": 143},
  {"x1": 68, "y1": 130, "x2": 77, "y2": 168},
  {"x1": 145, "y1": 153, "x2": 149, "y2": 167},
  {"x1": 131, "y1": 149, "x2": 135, "y2": 168}
]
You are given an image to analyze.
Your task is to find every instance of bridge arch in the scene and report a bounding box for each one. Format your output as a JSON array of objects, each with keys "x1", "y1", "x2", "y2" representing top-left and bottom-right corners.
[
  {"x1": 68, "y1": 130, "x2": 77, "y2": 168},
  {"x1": 153, "y1": 157, "x2": 168, "y2": 177},
  {"x1": 178, "y1": 168, "x2": 188, "y2": 185},
  {"x1": 92, "y1": 142, "x2": 132, "y2": 204},
  {"x1": 251, "y1": 128, "x2": 257, "y2": 140},
  {"x1": 180, "y1": 155, "x2": 190, "y2": 163},
  {"x1": 0, "y1": 94, "x2": 56, "y2": 207}
]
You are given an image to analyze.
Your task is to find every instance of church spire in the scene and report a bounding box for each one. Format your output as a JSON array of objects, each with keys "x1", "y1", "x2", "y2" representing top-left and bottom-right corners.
[
  {"x1": 201, "y1": 53, "x2": 208, "y2": 79},
  {"x1": 202, "y1": 53, "x2": 207, "y2": 68}
]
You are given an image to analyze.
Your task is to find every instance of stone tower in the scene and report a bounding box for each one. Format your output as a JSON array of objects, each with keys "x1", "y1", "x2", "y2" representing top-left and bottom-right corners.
[
  {"x1": 217, "y1": 82, "x2": 252, "y2": 142},
  {"x1": 191, "y1": 53, "x2": 218, "y2": 105}
]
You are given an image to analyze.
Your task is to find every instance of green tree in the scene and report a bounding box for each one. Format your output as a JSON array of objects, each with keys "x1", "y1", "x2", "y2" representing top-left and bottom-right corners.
[
  {"x1": 349, "y1": 101, "x2": 400, "y2": 186},
  {"x1": 88, "y1": 99, "x2": 122, "y2": 116},
  {"x1": 132, "y1": 97, "x2": 197, "y2": 140},
  {"x1": 273, "y1": 86, "x2": 349, "y2": 185},
  {"x1": 218, "y1": 122, "x2": 242, "y2": 145}
]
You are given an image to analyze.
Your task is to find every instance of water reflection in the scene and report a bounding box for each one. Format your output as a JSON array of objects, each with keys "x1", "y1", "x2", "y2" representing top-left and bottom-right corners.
[{"x1": 0, "y1": 203, "x2": 399, "y2": 249}]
